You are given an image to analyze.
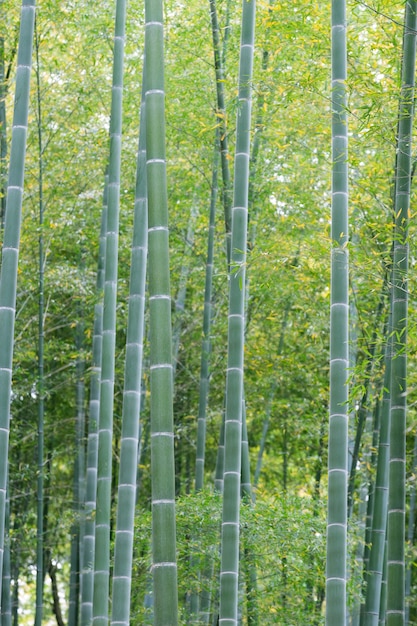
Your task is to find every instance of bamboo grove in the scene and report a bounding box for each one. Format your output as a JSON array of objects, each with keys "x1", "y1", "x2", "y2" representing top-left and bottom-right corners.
[{"x1": 1, "y1": 0, "x2": 417, "y2": 624}]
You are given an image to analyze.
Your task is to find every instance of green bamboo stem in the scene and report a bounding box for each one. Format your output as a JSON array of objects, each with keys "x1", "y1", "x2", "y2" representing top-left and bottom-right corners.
[
  {"x1": 80, "y1": 176, "x2": 107, "y2": 626},
  {"x1": 363, "y1": 341, "x2": 391, "y2": 625},
  {"x1": 379, "y1": 539, "x2": 388, "y2": 625},
  {"x1": 69, "y1": 313, "x2": 86, "y2": 626},
  {"x1": 10, "y1": 496, "x2": 20, "y2": 626},
  {"x1": 247, "y1": 0, "x2": 272, "y2": 253},
  {"x1": 327, "y1": 0, "x2": 348, "y2": 623},
  {"x1": 219, "y1": 0, "x2": 255, "y2": 621},
  {"x1": 241, "y1": 400, "x2": 257, "y2": 625},
  {"x1": 348, "y1": 286, "x2": 387, "y2": 517},
  {"x1": 214, "y1": 408, "x2": 226, "y2": 493},
  {"x1": 68, "y1": 528, "x2": 80, "y2": 626},
  {"x1": 172, "y1": 203, "x2": 197, "y2": 377},
  {"x1": 195, "y1": 138, "x2": 218, "y2": 493},
  {"x1": 0, "y1": 10, "x2": 6, "y2": 231},
  {"x1": 145, "y1": 0, "x2": 178, "y2": 621},
  {"x1": 111, "y1": 68, "x2": 148, "y2": 626},
  {"x1": 190, "y1": 138, "x2": 218, "y2": 623},
  {"x1": 240, "y1": 399, "x2": 252, "y2": 502},
  {"x1": 221, "y1": 0, "x2": 232, "y2": 66},
  {"x1": 0, "y1": 0, "x2": 35, "y2": 590},
  {"x1": 92, "y1": 0, "x2": 126, "y2": 622},
  {"x1": 405, "y1": 428, "x2": 417, "y2": 623},
  {"x1": 358, "y1": 394, "x2": 381, "y2": 624},
  {"x1": 209, "y1": 0, "x2": 232, "y2": 265},
  {"x1": 386, "y1": 3, "x2": 417, "y2": 623},
  {"x1": 1, "y1": 474, "x2": 11, "y2": 626},
  {"x1": 34, "y1": 22, "x2": 45, "y2": 625}
]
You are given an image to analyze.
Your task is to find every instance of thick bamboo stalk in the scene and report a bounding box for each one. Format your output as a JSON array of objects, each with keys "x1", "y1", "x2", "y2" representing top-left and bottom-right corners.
[
  {"x1": 386, "y1": 2, "x2": 417, "y2": 623},
  {"x1": 326, "y1": 0, "x2": 348, "y2": 623},
  {"x1": 219, "y1": 0, "x2": 256, "y2": 621},
  {"x1": 92, "y1": 0, "x2": 126, "y2": 622},
  {"x1": 111, "y1": 67, "x2": 148, "y2": 626},
  {"x1": 145, "y1": 0, "x2": 178, "y2": 621}
]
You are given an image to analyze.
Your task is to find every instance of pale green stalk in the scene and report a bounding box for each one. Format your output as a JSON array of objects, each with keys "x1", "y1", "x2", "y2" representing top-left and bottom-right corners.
[
  {"x1": 92, "y1": 0, "x2": 126, "y2": 622},
  {"x1": 247, "y1": 0, "x2": 272, "y2": 250},
  {"x1": 34, "y1": 23, "x2": 45, "y2": 625},
  {"x1": 379, "y1": 541, "x2": 387, "y2": 625},
  {"x1": 111, "y1": 71, "x2": 147, "y2": 626},
  {"x1": 195, "y1": 138, "x2": 218, "y2": 493},
  {"x1": 214, "y1": 409, "x2": 226, "y2": 493},
  {"x1": 69, "y1": 315, "x2": 86, "y2": 626},
  {"x1": 326, "y1": 1, "x2": 348, "y2": 623},
  {"x1": 348, "y1": 289, "x2": 387, "y2": 517},
  {"x1": 0, "y1": 0, "x2": 35, "y2": 589},
  {"x1": 240, "y1": 399, "x2": 252, "y2": 501},
  {"x1": 219, "y1": 0, "x2": 255, "y2": 622},
  {"x1": 172, "y1": 203, "x2": 197, "y2": 377},
  {"x1": 364, "y1": 333, "x2": 392, "y2": 625},
  {"x1": 241, "y1": 400, "x2": 257, "y2": 625},
  {"x1": 145, "y1": 0, "x2": 178, "y2": 622},
  {"x1": 190, "y1": 139, "x2": 218, "y2": 623},
  {"x1": 209, "y1": 0, "x2": 232, "y2": 265},
  {"x1": 405, "y1": 429, "x2": 417, "y2": 622},
  {"x1": 1, "y1": 475, "x2": 11, "y2": 626},
  {"x1": 80, "y1": 176, "x2": 107, "y2": 626},
  {"x1": 0, "y1": 7, "x2": 6, "y2": 230},
  {"x1": 386, "y1": 2, "x2": 416, "y2": 624}
]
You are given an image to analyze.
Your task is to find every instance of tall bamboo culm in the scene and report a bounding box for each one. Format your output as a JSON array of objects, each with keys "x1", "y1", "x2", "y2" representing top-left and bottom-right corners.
[
  {"x1": 33, "y1": 22, "x2": 47, "y2": 625},
  {"x1": 326, "y1": 0, "x2": 348, "y2": 624},
  {"x1": 195, "y1": 138, "x2": 218, "y2": 493},
  {"x1": 363, "y1": 330, "x2": 392, "y2": 626},
  {"x1": 0, "y1": 0, "x2": 35, "y2": 589},
  {"x1": 209, "y1": 0, "x2": 232, "y2": 266},
  {"x1": 219, "y1": 0, "x2": 256, "y2": 622},
  {"x1": 110, "y1": 70, "x2": 148, "y2": 626},
  {"x1": 80, "y1": 176, "x2": 107, "y2": 626},
  {"x1": 145, "y1": 0, "x2": 178, "y2": 622},
  {"x1": 92, "y1": 0, "x2": 126, "y2": 622},
  {"x1": 386, "y1": 2, "x2": 417, "y2": 623},
  {"x1": 0, "y1": 0, "x2": 6, "y2": 231}
]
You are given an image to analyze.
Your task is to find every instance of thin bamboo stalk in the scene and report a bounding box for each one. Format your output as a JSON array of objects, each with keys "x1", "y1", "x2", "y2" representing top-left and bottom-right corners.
[
  {"x1": 363, "y1": 336, "x2": 392, "y2": 625},
  {"x1": 0, "y1": 0, "x2": 35, "y2": 590},
  {"x1": 1, "y1": 474, "x2": 11, "y2": 626},
  {"x1": 209, "y1": 0, "x2": 232, "y2": 265},
  {"x1": 195, "y1": 137, "x2": 218, "y2": 493},
  {"x1": 34, "y1": 22, "x2": 45, "y2": 625},
  {"x1": 80, "y1": 175, "x2": 107, "y2": 626},
  {"x1": 0, "y1": 7, "x2": 6, "y2": 231}
]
